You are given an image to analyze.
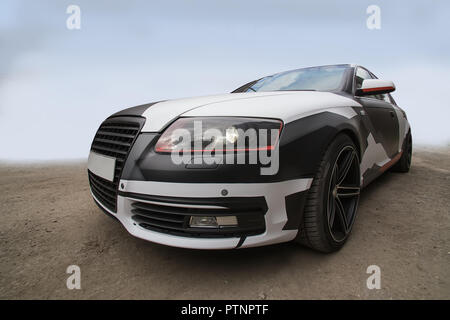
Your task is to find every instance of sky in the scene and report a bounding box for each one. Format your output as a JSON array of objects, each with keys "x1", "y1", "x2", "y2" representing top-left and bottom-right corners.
[{"x1": 0, "y1": 0, "x2": 449, "y2": 160}]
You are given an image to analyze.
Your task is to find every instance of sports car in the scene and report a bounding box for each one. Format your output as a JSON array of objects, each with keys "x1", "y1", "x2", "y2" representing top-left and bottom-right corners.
[{"x1": 87, "y1": 64, "x2": 412, "y2": 252}]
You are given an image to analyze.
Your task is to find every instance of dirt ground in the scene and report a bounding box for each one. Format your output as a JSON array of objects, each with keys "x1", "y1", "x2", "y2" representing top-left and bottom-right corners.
[{"x1": 0, "y1": 147, "x2": 449, "y2": 299}]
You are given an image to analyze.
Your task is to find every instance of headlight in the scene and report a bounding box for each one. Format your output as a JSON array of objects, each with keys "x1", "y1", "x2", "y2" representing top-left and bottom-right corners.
[{"x1": 155, "y1": 117, "x2": 283, "y2": 153}]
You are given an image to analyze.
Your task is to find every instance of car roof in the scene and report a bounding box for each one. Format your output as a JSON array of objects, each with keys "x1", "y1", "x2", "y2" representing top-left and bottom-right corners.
[{"x1": 274, "y1": 64, "x2": 355, "y2": 75}]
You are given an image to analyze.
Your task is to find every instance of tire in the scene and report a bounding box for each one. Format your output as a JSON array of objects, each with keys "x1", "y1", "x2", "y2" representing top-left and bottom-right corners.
[
  {"x1": 391, "y1": 131, "x2": 412, "y2": 173},
  {"x1": 296, "y1": 133, "x2": 361, "y2": 253}
]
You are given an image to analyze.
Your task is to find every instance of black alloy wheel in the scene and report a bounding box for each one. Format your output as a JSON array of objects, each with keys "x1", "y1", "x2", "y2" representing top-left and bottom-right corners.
[
  {"x1": 296, "y1": 134, "x2": 361, "y2": 253},
  {"x1": 326, "y1": 146, "x2": 360, "y2": 242}
]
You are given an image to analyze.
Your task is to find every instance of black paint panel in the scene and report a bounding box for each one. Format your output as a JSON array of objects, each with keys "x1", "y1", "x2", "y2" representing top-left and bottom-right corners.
[
  {"x1": 283, "y1": 190, "x2": 308, "y2": 230},
  {"x1": 357, "y1": 97, "x2": 399, "y2": 158},
  {"x1": 109, "y1": 101, "x2": 161, "y2": 118}
]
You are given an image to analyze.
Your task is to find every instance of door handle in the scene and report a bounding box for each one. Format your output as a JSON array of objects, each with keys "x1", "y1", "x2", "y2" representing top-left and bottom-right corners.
[{"x1": 389, "y1": 111, "x2": 395, "y2": 118}]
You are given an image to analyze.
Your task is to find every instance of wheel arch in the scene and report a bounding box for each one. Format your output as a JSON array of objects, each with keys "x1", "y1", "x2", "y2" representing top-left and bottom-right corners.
[
  {"x1": 279, "y1": 110, "x2": 365, "y2": 179},
  {"x1": 337, "y1": 128, "x2": 362, "y2": 162}
]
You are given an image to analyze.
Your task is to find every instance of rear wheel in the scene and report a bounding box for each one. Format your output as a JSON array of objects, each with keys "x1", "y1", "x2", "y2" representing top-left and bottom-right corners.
[
  {"x1": 296, "y1": 134, "x2": 361, "y2": 253},
  {"x1": 392, "y1": 131, "x2": 412, "y2": 173}
]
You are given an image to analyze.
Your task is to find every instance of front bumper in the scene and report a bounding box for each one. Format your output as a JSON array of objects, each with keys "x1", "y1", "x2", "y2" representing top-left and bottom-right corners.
[
  {"x1": 91, "y1": 178, "x2": 312, "y2": 249},
  {"x1": 88, "y1": 115, "x2": 314, "y2": 249}
]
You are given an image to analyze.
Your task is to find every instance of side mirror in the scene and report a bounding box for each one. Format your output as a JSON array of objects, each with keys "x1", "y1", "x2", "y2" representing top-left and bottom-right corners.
[{"x1": 356, "y1": 79, "x2": 396, "y2": 96}]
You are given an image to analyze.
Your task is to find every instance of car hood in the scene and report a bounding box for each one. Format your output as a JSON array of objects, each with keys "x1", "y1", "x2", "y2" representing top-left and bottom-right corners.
[{"x1": 134, "y1": 91, "x2": 361, "y2": 132}]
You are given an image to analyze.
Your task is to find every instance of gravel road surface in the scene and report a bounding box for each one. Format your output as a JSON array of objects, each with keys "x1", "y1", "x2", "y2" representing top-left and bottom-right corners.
[{"x1": 0, "y1": 147, "x2": 449, "y2": 299}]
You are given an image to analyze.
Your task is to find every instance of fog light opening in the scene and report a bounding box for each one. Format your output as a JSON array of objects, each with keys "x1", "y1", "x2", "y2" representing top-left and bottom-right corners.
[
  {"x1": 189, "y1": 216, "x2": 218, "y2": 228},
  {"x1": 189, "y1": 216, "x2": 238, "y2": 228}
]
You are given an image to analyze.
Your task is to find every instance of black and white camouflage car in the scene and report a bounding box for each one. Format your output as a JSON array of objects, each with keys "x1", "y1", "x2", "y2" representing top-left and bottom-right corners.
[{"x1": 88, "y1": 64, "x2": 412, "y2": 252}]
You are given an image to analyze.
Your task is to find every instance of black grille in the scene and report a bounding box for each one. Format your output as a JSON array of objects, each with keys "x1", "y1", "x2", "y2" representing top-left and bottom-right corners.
[
  {"x1": 126, "y1": 193, "x2": 267, "y2": 238},
  {"x1": 88, "y1": 116, "x2": 145, "y2": 212}
]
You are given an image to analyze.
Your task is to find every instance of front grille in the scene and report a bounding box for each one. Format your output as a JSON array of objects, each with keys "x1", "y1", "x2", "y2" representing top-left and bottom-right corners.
[
  {"x1": 88, "y1": 171, "x2": 117, "y2": 212},
  {"x1": 88, "y1": 116, "x2": 145, "y2": 212},
  {"x1": 126, "y1": 194, "x2": 267, "y2": 238}
]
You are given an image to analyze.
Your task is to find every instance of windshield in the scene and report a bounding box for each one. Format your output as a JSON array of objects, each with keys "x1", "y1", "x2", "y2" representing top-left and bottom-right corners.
[{"x1": 246, "y1": 65, "x2": 349, "y2": 92}]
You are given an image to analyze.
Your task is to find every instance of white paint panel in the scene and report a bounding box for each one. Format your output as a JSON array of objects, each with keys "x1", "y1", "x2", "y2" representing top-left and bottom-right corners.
[
  {"x1": 360, "y1": 133, "x2": 390, "y2": 177},
  {"x1": 120, "y1": 178, "x2": 312, "y2": 198},
  {"x1": 361, "y1": 79, "x2": 395, "y2": 91},
  {"x1": 87, "y1": 151, "x2": 116, "y2": 182},
  {"x1": 141, "y1": 91, "x2": 361, "y2": 132},
  {"x1": 141, "y1": 92, "x2": 290, "y2": 132},
  {"x1": 183, "y1": 91, "x2": 361, "y2": 124},
  {"x1": 97, "y1": 178, "x2": 314, "y2": 249}
]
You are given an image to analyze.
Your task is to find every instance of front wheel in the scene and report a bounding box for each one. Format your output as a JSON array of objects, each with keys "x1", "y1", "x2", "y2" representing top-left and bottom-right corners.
[{"x1": 296, "y1": 134, "x2": 361, "y2": 253}]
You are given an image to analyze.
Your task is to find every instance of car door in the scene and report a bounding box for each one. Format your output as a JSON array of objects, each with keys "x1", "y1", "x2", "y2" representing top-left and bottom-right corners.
[{"x1": 354, "y1": 67, "x2": 399, "y2": 159}]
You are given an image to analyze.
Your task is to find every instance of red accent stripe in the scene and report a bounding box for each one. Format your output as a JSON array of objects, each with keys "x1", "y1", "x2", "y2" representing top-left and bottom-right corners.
[
  {"x1": 362, "y1": 86, "x2": 394, "y2": 93},
  {"x1": 155, "y1": 145, "x2": 276, "y2": 153},
  {"x1": 379, "y1": 151, "x2": 403, "y2": 173}
]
